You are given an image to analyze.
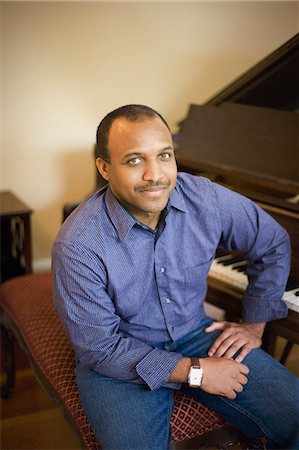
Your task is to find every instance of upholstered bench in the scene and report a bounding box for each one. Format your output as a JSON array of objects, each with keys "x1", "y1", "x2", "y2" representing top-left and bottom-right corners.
[{"x1": 0, "y1": 272, "x2": 244, "y2": 449}]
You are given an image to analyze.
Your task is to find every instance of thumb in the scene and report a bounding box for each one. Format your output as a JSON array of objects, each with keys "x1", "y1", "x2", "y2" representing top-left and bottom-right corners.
[{"x1": 205, "y1": 321, "x2": 226, "y2": 333}]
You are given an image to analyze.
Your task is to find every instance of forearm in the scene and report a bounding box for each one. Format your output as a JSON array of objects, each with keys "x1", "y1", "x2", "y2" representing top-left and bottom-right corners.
[{"x1": 168, "y1": 357, "x2": 192, "y2": 383}]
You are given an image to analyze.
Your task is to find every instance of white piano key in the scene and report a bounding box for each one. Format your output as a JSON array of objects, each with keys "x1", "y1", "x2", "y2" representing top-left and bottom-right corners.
[
  {"x1": 283, "y1": 288, "x2": 299, "y2": 312},
  {"x1": 283, "y1": 288, "x2": 298, "y2": 300}
]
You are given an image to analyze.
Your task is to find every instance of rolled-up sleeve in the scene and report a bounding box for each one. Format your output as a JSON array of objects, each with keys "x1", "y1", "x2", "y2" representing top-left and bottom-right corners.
[
  {"x1": 52, "y1": 241, "x2": 182, "y2": 390},
  {"x1": 214, "y1": 183, "x2": 291, "y2": 323}
]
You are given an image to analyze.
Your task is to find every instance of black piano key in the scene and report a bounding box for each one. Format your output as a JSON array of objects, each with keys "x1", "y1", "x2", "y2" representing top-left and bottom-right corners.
[
  {"x1": 285, "y1": 278, "x2": 299, "y2": 291},
  {"x1": 221, "y1": 256, "x2": 246, "y2": 266},
  {"x1": 214, "y1": 254, "x2": 234, "y2": 263},
  {"x1": 231, "y1": 261, "x2": 247, "y2": 270},
  {"x1": 215, "y1": 248, "x2": 230, "y2": 258}
]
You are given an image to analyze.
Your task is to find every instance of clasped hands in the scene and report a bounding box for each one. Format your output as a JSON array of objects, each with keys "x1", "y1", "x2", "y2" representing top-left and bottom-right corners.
[{"x1": 199, "y1": 321, "x2": 265, "y2": 399}]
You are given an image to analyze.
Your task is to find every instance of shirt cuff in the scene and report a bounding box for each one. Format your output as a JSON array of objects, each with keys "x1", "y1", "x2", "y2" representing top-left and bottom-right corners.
[
  {"x1": 242, "y1": 296, "x2": 288, "y2": 323},
  {"x1": 136, "y1": 348, "x2": 183, "y2": 391}
]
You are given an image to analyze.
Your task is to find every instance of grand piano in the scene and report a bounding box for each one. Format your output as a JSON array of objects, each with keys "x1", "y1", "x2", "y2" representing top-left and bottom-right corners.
[{"x1": 175, "y1": 33, "x2": 299, "y2": 361}]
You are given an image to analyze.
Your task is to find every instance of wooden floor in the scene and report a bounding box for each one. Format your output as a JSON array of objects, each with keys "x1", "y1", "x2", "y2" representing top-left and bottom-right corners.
[
  {"x1": 1, "y1": 338, "x2": 298, "y2": 450},
  {"x1": 1, "y1": 368, "x2": 82, "y2": 450}
]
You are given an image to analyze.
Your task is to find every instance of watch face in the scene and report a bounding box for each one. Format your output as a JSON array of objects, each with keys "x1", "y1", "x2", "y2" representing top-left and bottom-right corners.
[{"x1": 188, "y1": 367, "x2": 203, "y2": 387}]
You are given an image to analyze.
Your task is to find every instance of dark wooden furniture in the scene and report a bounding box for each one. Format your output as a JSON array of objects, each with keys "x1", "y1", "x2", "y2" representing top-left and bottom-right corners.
[
  {"x1": 175, "y1": 33, "x2": 299, "y2": 359},
  {"x1": 0, "y1": 191, "x2": 33, "y2": 392},
  {"x1": 0, "y1": 191, "x2": 33, "y2": 283}
]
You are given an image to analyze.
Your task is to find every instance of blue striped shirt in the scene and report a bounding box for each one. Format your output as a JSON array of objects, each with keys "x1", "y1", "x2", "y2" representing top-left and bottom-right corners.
[{"x1": 52, "y1": 173, "x2": 290, "y2": 390}]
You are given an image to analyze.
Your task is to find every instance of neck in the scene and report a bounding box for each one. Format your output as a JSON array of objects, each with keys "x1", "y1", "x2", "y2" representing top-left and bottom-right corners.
[{"x1": 136, "y1": 212, "x2": 160, "y2": 230}]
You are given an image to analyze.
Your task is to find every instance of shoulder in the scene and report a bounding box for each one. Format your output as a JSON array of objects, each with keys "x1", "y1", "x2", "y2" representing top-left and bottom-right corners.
[
  {"x1": 176, "y1": 172, "x2": 216, "y2": 202},
  {"x1": 177, "y1": 171, "x2": 212, "y2": 188},
  {"x1": 54, "y1": 186, "x2": 108, "y2": 248},
  {"x1": 176, "y1": 172, "x2": 253, "y2": 206},
  {"x1": 174, "y1": 172, "x2": 254, "y2": 220}
]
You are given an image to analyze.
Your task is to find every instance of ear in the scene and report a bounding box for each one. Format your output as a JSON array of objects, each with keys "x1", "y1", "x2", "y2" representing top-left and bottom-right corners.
[{"x1": 96, "y1": 157, "x2": 110, "y2": 182}]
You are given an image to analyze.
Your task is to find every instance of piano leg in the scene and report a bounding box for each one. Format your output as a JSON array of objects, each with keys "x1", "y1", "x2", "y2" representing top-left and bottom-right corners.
[
  {"x1": 260, "y1": 327, "x2": 294, "y2": 367},
  {"x1": 0, "y1": 323, "x2": 16, "y2": 398},
  {"x1": 280, "y1": 341, "x2": 294, "y2": 366},
  {"x1": 261, "y1": 327, "x2": 277, "y2": 357}
]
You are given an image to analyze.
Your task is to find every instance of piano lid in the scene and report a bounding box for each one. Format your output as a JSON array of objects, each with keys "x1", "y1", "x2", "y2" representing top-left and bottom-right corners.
[
  {"x1": 206, "y1": 33, "x2": 299, "y2": 111},
  {"x1": 177, "y1": 102, "x2": 298, "y2": 192},
  {"x1": 176, "y1": 33, "x2": 299, "y2": 204}
]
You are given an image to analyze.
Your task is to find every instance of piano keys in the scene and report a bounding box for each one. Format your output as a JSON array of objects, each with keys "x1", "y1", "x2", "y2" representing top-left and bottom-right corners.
[{"x1": 209, "y1": 253, "x2": 299, "y2": 313}]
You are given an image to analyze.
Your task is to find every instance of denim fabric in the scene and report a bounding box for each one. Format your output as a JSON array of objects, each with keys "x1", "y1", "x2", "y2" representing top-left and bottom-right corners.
[{"x1": 76, "y1": 316, "x2": 299, "y2": 450}]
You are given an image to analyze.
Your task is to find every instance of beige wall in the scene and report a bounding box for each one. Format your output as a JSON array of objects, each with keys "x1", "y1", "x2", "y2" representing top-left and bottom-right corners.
[{"x1": 1, "y1": 1, "x2": 298, "y2": 266}]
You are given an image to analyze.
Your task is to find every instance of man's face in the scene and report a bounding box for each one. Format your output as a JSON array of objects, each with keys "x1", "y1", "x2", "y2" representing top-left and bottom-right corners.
[{"x1": 96, "y1": 116, "x2": 177, "y2": 228}]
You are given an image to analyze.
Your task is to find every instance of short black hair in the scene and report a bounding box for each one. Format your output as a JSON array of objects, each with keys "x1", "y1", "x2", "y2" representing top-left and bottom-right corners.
[{"x1": 96, "y1": 104, "x2": 171, "y2": 163}]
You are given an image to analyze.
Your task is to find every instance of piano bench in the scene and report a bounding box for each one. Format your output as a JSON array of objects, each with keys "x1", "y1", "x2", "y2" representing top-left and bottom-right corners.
[{"x1": 0, "y1": 272, "x2": 249, "y2": 449}]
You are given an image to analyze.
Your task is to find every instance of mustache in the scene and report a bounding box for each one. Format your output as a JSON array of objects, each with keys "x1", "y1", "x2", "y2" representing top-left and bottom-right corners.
[{"x1": 135, "y1": 181, "x2": 170, "y2": 192}]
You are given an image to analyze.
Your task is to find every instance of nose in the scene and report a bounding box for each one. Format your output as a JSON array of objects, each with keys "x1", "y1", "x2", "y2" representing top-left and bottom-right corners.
[{"x1": 142, "y1": 160, "x2": 162, "y2": 183}]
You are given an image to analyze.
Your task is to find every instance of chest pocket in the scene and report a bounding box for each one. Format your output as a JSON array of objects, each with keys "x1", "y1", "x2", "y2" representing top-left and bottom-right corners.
[
  {"x1": 184, "y1": 260, "x2": 213, "y2": 303},
  {"x1": 166, "y1": 259, "x2": 212, "y2": 303}
]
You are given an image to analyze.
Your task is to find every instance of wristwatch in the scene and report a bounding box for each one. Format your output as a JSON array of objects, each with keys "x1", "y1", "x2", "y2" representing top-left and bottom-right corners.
[{"x1": 188, "y1": 357, "x2": 203, "y2": 388}]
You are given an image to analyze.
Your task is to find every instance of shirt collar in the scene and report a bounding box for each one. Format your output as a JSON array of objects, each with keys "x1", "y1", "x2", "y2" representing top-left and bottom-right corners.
[
  {"x1": 168, "y1": 184, "x2": 187, "y2": 213},
  {"x1": 104, "y1": 183, "x2": 187, "y2": 241},
  {"x1": 104, "y1": 187, "x2": 137, "y2": 241}
]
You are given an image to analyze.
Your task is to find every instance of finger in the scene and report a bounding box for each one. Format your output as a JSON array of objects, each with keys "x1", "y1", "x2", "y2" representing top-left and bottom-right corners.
[
  {"x1": 225, "y1": 390, "x2": 237, "y2": 400},
  {"x1": 208, "y1": 328, "x2": 234, "y2": 356},
  {"x1": 221, "y1": 339, "x2": 250, "y2": 360},
  {"x1": 234, "y1": 383, "x2": 244, "y2": 393},
  {"x1": 235, "y1": 343, "x2": 252, "y2": 362},
  {"x1": 239, "y1": 363, "x2": 250, "y2": 375},
  {"x1": 205, "y1": 321, "x2": 227, "y2": 333},
  {"x1": 238, "y1": 374, "x2": 248, "y2": 386},
  {"x1": 235, "y1": 345, "x2": 252, "y2": 363},
  {"x1": 212, "y1": 337, "x2": 245, "y2": 358},
  {"x1": 208, "y1": 330, "x2": 242, "y2": 357},
  {"x1": 208, "y1": 340, "x2": 220, "y2": 357}
]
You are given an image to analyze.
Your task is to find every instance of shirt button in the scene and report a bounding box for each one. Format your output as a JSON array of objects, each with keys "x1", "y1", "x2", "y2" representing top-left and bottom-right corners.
[
  {"x1": 165, "y1": 298, "x2": 171, "y2": 304},
  {"x1": 160, "y1": 267, "x2": 165, "y2": 273}
]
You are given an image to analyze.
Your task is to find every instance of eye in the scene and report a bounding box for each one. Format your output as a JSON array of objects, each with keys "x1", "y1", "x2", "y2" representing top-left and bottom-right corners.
[
  {"x1": 128, "y1": 157, "x2": 143, "y2": 165},
  {"x1": 159, "y1": 152, "x2": 172, "y2": 160}
]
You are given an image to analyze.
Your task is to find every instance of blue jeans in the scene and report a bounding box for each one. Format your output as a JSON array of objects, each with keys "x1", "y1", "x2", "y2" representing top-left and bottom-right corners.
[{"x1": 76, "y1": 316, "x2": 299, "y2": 450}]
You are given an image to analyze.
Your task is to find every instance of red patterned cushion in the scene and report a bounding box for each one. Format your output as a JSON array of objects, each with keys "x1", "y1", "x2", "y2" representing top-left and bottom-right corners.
[{"x1": 0, "y1": 273, "x2": 225, "y2": 449}]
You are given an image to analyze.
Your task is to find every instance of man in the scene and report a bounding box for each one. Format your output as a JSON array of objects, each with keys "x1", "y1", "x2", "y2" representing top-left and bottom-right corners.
[{"x1": 52, "y1": 104, "x2": 299, "y2": 450}]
